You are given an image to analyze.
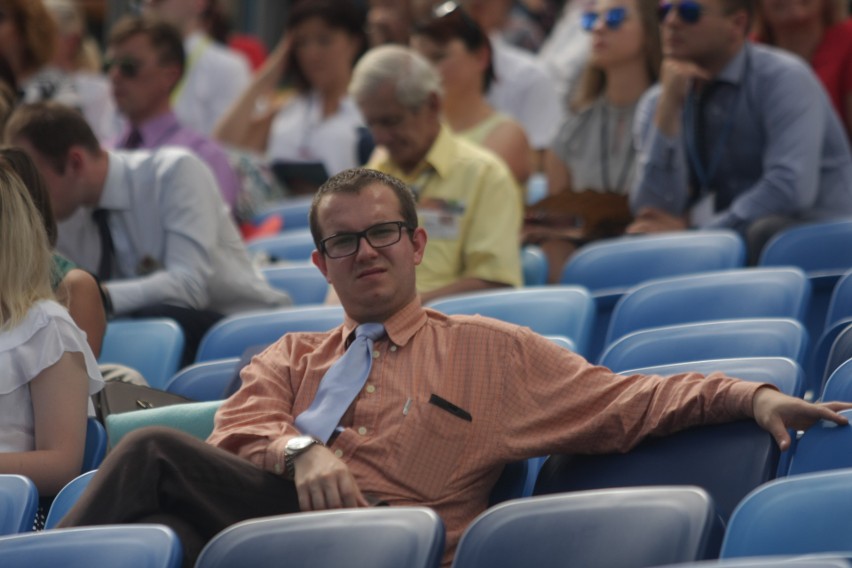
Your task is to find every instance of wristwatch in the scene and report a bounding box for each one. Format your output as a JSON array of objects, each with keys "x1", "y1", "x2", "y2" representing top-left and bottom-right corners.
[{"x1": 283, "y1": 435, "x2": 322, "y2": 480}]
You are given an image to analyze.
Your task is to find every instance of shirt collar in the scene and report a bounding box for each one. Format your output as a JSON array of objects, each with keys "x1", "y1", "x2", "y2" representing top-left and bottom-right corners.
[
  {"x1": 341, "y1": 296, "x2": 428, "y2": 348},
  {"x1": 715, "y1": 43, "x2": 749, "y2": 86},
  {"x1": 130, "y1": 110, "x2": 181, "y2": 147},
  {"x1": 372, "y1": 124, "x2": 455, "y2": 184}
]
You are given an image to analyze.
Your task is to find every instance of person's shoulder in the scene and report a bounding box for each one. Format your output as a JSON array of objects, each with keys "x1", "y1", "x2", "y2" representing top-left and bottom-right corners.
[
  {"x1": 749, "y1": 42, "x2": 816, "y2": 78},
  {"x1": 425, "y1": 308, "x2": 528, "y2": 339}
]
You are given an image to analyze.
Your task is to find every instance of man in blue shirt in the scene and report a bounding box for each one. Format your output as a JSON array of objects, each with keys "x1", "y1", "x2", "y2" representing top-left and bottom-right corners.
[{"x1": 629, "y1": 0, "x2": 852, "y2": 259}]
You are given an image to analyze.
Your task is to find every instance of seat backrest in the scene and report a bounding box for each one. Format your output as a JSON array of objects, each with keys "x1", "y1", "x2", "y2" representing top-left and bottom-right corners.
[
  {"x1": 82, "y1": 417, "x2": 107, "y2": 473},
  {"x1": 426, "y1": 286, "x2": 595, "y2": 356},
  {"x1": 720, "y1": 469, "x2": 852, "y2": 559},
  {"x1": 606, "y1": 268, "x2": 810, "y2": 346},
  {"x1": 824, "y1": 270, "x2": 852, "y2": 331},
  {"x1": 599, "y1": 319, "x2": 808, "y2": 371},
  {"x1": 521, "y1": 245, "x2": 548, "y2": 286},
  {"x1": 164, "y1": 357, "x2": 241, "y2": 401},
  {"x1": 821, "y1": 357, "x2": 852, "y2": 402},
  {"x1": 820, "y1": 321, "x2": 852, "y2": 392},
  {"x1": 618, "y1": 357, "x2": 805, "y2": 398},
  {"x1": 99, "y1": 318, "x2": 186, "y2": 389},
  {"x1": 0, "y1": 475, "x2": 38, "y2": 535},
  {"x1": 260, "y1": 263, "x2": 328, "y2": 305},
  {"x1": 195, "y1": 306, "x2": 344, "y2": 362},
  {"x1": 105, "y1": 400, "x2": 223, "y2": 449},
  {"x1": 44, "y1": 471, "x2": 97, "y2": 529},
  {"x1": 196, "y1": 507, "x2": 445, "y2": 568},
  {"x1": 246, "y1": 228, "x2": 316, "y2": 262},
  {"x1": 663, "y1": 557, "x2": 852, "y2": 568},
  {"x1": 452, "y1": 486, "x2": 723, "y2": 568},
  {"x1": 251, "y1": 195, "x2": 313, "y2": 231},
  {"x1": 0, "y1": 524, "x2": 182, "y2": 567},
  {"x1": 758, "y1": 219, "x2": 852, "y2": 276},
  {"x1": 787, "y1": 409, "x2": 852, "y2": 476},
  {"x1": 533, "y1": 420, "x2": 779, "y2": 523}
]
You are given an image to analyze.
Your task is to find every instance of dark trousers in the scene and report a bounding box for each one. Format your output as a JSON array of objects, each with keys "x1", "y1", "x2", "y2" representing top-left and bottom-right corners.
[
  {"x1": 129, "y1": 305, "x2": 224, "y2": 366},
  {"x1": 57, "y1": 427, "x2": 300, "y2": 566}
]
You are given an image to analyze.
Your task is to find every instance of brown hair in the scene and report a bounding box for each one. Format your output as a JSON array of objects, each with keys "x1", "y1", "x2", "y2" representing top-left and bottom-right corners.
[
  {"x1": 108, "y1": 15, "x2": 186, "y2": 76},
  {"x1": 2, "y1": 0, "x2": 58, "y2": 73},
  {"x1": 0, "y1": 146, "x2": 57, "y2": 246}
]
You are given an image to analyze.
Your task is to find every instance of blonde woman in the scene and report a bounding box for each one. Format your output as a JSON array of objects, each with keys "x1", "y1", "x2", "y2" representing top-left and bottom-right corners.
[{"x1": 0, "y1": 162, "x2": 102, "y2": 498}]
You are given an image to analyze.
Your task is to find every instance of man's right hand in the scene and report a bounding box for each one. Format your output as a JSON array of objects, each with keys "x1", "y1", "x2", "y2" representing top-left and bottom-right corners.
[
  {"x1": 292, "y1": 445, "x2": 369, "y2": 511},
  {"x1": 654, "y1": 58, "x2": 712, "y2": 137}
]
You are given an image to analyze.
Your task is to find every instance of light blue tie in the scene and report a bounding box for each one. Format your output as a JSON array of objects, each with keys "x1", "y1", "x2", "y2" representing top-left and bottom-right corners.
[{"x1": 294, "y1": 323, "x2": 386, "y2": 443}]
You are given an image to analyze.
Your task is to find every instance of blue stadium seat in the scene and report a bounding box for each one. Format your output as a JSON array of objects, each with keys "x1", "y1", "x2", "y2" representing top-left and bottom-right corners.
[
  {"x1": 99, "y1": 318, "x2": 185, "y2": 389},
  {"x1": 821, "y1": 323, "x2": 852, "y2": 392},
  {"x1": 196, "y1": 507, "x2": 444, "y2": 568},
  {"x1": 426, "y1": 286, "x2": 595, "y2": 356},
  {"x1": 599, "y1": 319, "x2": 808, "y2": 371},
  {"x1": 560, "y1": 231, "x2": 746, "y2": 361},
  {"x1": 720, "y1": 469, "x2": 852, "y2": 559},
  {"x1": 533, "y1": 420, "x2": 779, "y2": 523},
  {"x1": 811, "y1": 270, "x2": 852, "y2": 389},
  {"x1": 82, "y1": 417, "x2": 107, "y2": 473},
  {"x1": 260, "y1": 262, "x2": 328, "y2": 305},
  {"x1": 521, "y1": 245, "x2": 548, "y2": 286},
  {"x1": 820, "y1": 357, "x2": 852, "y2": 402},
  {"x1": 44, "y1": 471, "x2": 97, "y2": 530},
  {"x1": 164, "y1": 357, "x2": 241, "y2": 401},
  {"x1": 453, "y1": 487, "x2": 724, "y2": 568},
  {"x1": 605, "y1": 267, "x2": 810, "y2": 347},
  {"x1": 246, "y1": 228, "x2": 315, "y2": 262},
  {"x1": 0, "y1": 475, "x2": 38, "y2": 535},
  {"x1": 195, "y1": 305, "x2": 344, "y2": 362},
  {"x1": 787, "y1": 409, "x2": 852, "y2": 476},
  {"x1": 0, "y1": 525, "x2": 182, "y2": 567},
  {"x1": 251, "y1": 195, "x2": 313, "y2": 231}
]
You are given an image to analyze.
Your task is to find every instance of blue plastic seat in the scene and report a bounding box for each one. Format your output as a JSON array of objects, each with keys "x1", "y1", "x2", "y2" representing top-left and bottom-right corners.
[
  {"x1": 560, "y1": 231, "x2": 746, "y2": 361},
  {"x1": 821, "y1": 323, "x2": 852, "y2": 391},
  {"x1": 811, "y1": 271, "x2": 852, "y2": 388},
  {"x1": 820, "y1": 357, "x2": 852, "y2": 402},
  {"x1": 195, "y1": 305, "x2": 344, "y2": 362},
  {"x1": 452, "y1": 486, "x2": 724, "y2": 568},
  {"x1": 99, "y1": 318, "x2": 186, "y2": 389},
  {"x1": 426, "y1": 286, "x2": 595, "y2": 356},
  {"x1": 260, "y1": 262, "x2": 328, "y2": 305},
  {"x1": 606, "y1": 267, "x2": 810, "y2": 347},
  {"x1": 521, "y1": 245, "x2": 548, "y2": 286},
  {"x1": 0, "y1": 524, "x2": 182, "y2": 567},
  {"x1": 533, "y1": 419, "x2": 779, "y2": 523},
  {"x1": 720, "y1": 469, "x2": 852, "y2": 559},
  {"x1": 44, "y1": 471, "x2": 97, "y2": 529},
  {"x1": 786, "y1": 409, "x2": 852, "y2": 476},
  {"x1": 0, "y1": 475, "x2": 38, "y2": 535},
  {"x1": 599, "y1": 319, "x2": 809, "y2": 371},
  {"x1": 164, "y1": 357, "x2": 241, "y2": 401},
  {"x1": 196, "y1": 507, "x2": 444, "y2": 568},
  {"x1": 251, "y1": 195, "x2": 313, "y2": 231},
  {"x1": 246, "y1": 228, "x2": 316, "y2": 262},
  {"x1": 663, "y1": 557, "x2": 852, "y2": 568},
  {"x1": 82, "y1": 417, "x2": 107, "y2": 473}
]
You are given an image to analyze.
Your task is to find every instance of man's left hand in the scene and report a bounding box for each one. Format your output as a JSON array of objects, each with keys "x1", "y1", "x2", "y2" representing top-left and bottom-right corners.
[{"x1": 752, "y1": 387, "x2": 852, "y2": 450}]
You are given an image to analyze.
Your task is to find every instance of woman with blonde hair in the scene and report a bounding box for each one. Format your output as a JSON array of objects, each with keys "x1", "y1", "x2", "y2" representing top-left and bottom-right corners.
[
  {"x1": 526, "y1": 0, "x2": 662, "y2": 283},
  {"x1": 0, "y1": 161, "x2": 102, "y2": 498}
]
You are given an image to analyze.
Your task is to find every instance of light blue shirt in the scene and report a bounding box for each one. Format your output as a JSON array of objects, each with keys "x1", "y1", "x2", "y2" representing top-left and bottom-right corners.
[{"x1": 631, "y1": 42, "x2": 852, "y2": 231}]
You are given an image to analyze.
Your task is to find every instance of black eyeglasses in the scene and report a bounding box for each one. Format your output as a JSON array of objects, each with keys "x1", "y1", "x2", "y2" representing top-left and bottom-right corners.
[
  {"x1": 658, "y1": 1, "x2": 704, "y2": 23},
  {"x1": 320, "y1": 221, "x2": 413, "y2": 259},
  {"x1": 103, "y1": 57, "x2": 142, "y2": 79},
  {"x1": 580, "y1": 7, "x2": 629, "y2": 31}
]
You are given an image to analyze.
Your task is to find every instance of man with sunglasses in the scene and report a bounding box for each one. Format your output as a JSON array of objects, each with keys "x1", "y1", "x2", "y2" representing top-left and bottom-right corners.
[
  {"x1": 52, "y1": 166, "x2": 852, "y2": 566},
  {"x1": 629, "y1": 0, "x2": 852, "y2": 259},
  {"x1": 106, "y1": 15, "x2": 241, "y2": 212}
]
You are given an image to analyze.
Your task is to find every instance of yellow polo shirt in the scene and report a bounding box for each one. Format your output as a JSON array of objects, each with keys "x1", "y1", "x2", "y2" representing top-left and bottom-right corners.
[{"x1": 369, "y1": 125, "x2": 523, "y2": 292}]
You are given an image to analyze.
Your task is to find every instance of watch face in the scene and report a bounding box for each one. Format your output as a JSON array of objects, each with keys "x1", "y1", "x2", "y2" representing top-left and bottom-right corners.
[{"x1": 287, "y1": 436, "x2": 318, "y2": 453}]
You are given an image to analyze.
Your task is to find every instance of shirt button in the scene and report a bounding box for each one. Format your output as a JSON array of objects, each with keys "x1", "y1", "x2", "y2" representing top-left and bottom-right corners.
[
  {"x1": 357, "y1": 427, "x2": 368, "y2": 435},
  {"x1": 366, "y1": 385, "x2": 376, "y2": 394},
  {"x1": 334, "y1": 449, "x2": 344, "y2": 458},
  {"x1": 372, "y1": 350, "x2": 380, "y2": 359},
  {"x1": 390, "y1": 345, "x2": 398, "y2": 352}
]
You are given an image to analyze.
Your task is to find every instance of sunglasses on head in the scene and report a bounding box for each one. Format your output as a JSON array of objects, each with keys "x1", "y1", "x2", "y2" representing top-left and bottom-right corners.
[
  {"x1": 580, "y1": 7, "x2": 629, "y2": 31},
  {"x1": 103, "y1": 57, "x2": 142, "y2": 79},
  {"x1": 658, "y1": 1, "x2": 704, "y2": 23}
]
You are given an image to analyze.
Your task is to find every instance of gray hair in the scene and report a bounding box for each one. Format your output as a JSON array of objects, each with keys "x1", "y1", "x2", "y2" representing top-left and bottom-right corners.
[{"x1": 349, "y1": 45, "x2": 443, "y2": 109}]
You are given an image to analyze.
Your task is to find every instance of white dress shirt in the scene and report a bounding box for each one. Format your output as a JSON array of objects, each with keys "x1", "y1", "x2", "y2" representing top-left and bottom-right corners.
[
  {"x1": 56, "y1": 149, "x2": 291, "y2": 315},
  {"x1": 0, "y1": 300, "x2": 103, "y2": 452},
  {"x1": 173, "y1": 32, "x2": 251, "y2": 137}
]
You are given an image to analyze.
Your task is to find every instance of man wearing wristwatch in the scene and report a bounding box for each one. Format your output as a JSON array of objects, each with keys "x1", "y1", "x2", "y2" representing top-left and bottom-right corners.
[{"x1": 56, "y1": 167, "x2": 852, "y2": 566}]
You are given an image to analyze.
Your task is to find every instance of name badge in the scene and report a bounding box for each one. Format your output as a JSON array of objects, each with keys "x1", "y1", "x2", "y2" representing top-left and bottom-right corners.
[
  {"x1": 418, "y1": 199, "x2": 465, "y2": 240},
  {"x1": 689, "y1": 192, "x2": 716, "y2": 227}
]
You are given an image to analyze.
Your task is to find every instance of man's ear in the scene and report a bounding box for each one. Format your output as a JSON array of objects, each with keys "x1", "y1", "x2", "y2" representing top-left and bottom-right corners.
[
  {"x1": 312, "y1": 249, "x2": 331, "y2": 282},
  {"x1": 411, "y1": 226, "x2": 428, "y2": 266},
  {"x1": 65, "y1": 146, "x2": 87, "y2": 177}
]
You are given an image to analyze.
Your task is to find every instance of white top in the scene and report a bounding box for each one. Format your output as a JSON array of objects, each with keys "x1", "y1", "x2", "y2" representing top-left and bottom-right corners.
[
  {"x1": 173, "y1": 32, "x2": 251, "y2": 137},
  {"x1": 266, "y1": 91, "x2": 366, "y2": 176},
  {"x1": 56, "y1": 149, "x2": 292, "y2": 315},
  {"x1": 0, "y1": 300, "x2": 103, "y2": 452},
  {"x1": 486, "y1": 35, "x2": 565, "y2": 150},
  {"x1": 537, "y1": 0, "x2": 591, "y2": 105}
]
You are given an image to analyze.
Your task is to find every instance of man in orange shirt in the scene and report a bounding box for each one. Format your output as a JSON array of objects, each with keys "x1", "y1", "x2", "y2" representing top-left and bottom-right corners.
[{"x1": 58, "y1": 168, "x2": 852, "y2": 565}]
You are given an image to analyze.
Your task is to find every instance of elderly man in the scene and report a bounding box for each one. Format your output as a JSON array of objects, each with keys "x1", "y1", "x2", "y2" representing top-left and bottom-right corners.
[
  {"x1": 351, "y1": 44, "x2": 523, "y2": 302},
  {"x1": 629, "y1": 0, "x2": 852, "y2": 259},
  {"x1": 55, "y1": 167, "x2": 852, "y2": 566}
]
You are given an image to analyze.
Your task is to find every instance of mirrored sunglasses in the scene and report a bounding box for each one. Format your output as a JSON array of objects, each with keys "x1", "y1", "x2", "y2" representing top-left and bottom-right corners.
[
  {"x1": 580, "y1": 7, "x2": 629, "y2": 31},
  {"x1": 658, "y1": 1, "x2": 704, "y2": 23}
]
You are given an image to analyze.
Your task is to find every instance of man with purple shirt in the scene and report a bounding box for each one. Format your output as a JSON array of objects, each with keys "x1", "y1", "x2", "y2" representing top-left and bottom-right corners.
[{"x1": 106, "y1": 15, "x2": 241, "y2": 210}]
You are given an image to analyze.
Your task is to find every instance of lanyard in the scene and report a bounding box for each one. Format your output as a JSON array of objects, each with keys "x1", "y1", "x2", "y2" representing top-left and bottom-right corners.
[{"x1": 683, "y1": 50, "x2": 750, "y2": 194}]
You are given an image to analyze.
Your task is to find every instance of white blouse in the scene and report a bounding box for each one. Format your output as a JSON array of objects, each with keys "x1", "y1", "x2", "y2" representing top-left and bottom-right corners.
[
  {"x1": 265, "y1": 91, "x2": 365, "y2": 177},
  {"x1": 0, "y1": 300, "x2": 103, "y2": 452}
]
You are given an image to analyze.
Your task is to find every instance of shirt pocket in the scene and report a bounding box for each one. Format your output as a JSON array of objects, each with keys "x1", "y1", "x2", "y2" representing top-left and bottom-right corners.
[{"x1": 383, "y1": 398, "x2": 472, "y2": 501}]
